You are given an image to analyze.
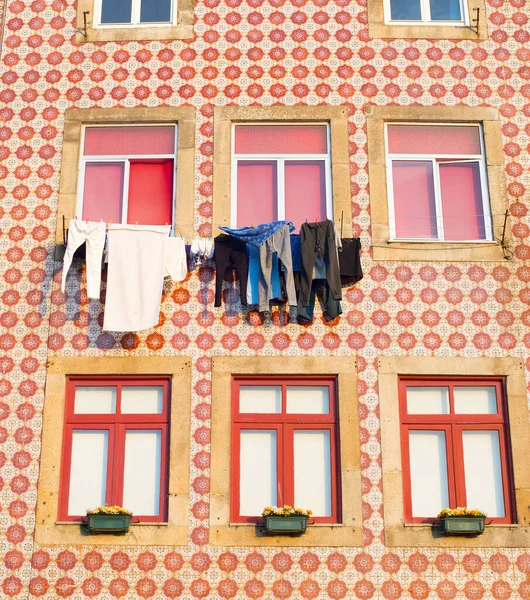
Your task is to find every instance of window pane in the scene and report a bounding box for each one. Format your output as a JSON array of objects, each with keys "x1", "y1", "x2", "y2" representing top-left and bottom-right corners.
[
  {"x1": 240, "y1": 387, "x2": 281, "y2": 413},
  {"x1": 240, "y1": 430, "x2": 277, "y2": 515},
  {"x1": 462, "y1": 430, "x2": 505, "y2": 517},
  {"x1": 68, "y1": 431, "x2": 108, "y2": 515},
  {"x1": 123, "y1": 431, "x2": 162, "y2": 516},
  {"x1": 74, "y1": 387, "x2": 116, "y2": 414},
  {"x1": 387, "y1": 125, "x2": 482, "y2": 156},
  {"x1": 84, "y1": 126, "x2": 175, "y2": 156},
  {"x1": 285, "y1": 161, "x2": 327, "y2": 232},
  {"x1": 294, "y1": 430, "x2": 332, "y2": 516},
  {"x1": 82, "y1": 162, "x2": 124, "y2": 223},
  {"x1": 454, "y1": 386, "x2": 497, "y2": 414},
  {"x1": 121, "y1": 387, "x2": 163, "y2": 414},
  {"x1": 406, "y1": 387, "x2": 449, "y2": 414},
  {"x1": 286, "y1": 386, "x2": 329, "y2": 414},
  {"x1": 237, "y1": 161, "x2": 277, "y2": 226},
  {"x1": 430, "y1": 0, "x2": 461, "y2": 20},
  {"x1": 392, "y1": 161, "x2": 437, "y2": 239},
  {"x1": 409, "y1": 431, "x2": 449, "y2": 517},
  {"x1": 390, "y1": 0, "x2": 421, "y2": 20},
  {"x1": 127, "y1": 160, "x2": 173, "y2": 225},
  {"x1": 101, "y1": 0, "x2": 132, "y2": 23},
  {"x1": 439, "y1": 162, "x2": 486, "y2": 241},
  {"x1": 235, "y1": 125, "x2": 328, "y2": 155},
  {"x1": 140, "y1": 0, "x2": 171, "y2": 22}
]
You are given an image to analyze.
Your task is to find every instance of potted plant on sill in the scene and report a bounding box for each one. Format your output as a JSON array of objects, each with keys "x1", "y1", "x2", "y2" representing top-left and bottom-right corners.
[
  {"x1": 86, "y1": 505, "x2": 133, "y2": 534},
  {"x1": 262, "y1": 505, "x2": 312, "y2": 534},
  {"x1": 437, "y1": 507, "x2": 487, "y2": 535}
]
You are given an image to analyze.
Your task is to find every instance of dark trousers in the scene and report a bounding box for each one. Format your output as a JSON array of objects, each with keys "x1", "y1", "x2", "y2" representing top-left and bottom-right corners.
[
  {"x1": 295, "y1": 274, "x2": 342, "y2": 320},
  {"x1": 339, "y1": 238, "x2": 363, "y2": 285},
  {"x1": 214, "y1": 234, "x2": 248, "y2": 307}
]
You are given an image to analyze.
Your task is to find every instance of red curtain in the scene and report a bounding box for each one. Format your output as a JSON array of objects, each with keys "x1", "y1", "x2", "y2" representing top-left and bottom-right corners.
[
  {"x1": 284, "y1": 161, "x2": 326, "y2": 232},
  {"x1": 82, "y1": 162, "x2": 124, "y2": 223},
  {"x1": 237, "y1": 161, "x2": 277, "y2": 226},
  {"x1": 84, "y1": 126, "x2": 175, "y2": 156},
  {"x1": 127, "y1": 160, "x2": 174, "y2": 225}
]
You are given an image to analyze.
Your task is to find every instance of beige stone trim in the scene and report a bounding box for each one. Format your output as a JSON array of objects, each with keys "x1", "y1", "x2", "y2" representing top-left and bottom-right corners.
[
  {"x1": 379, "y1": 356, "x2": 530, "y2": 548},
  {"x1": 367, "y1": 0, "x2": 487, "y2": 39},
  {"x1": 210, "y1": 356, "x2": 362, "y2": 547},
  {"x1": 35, "y1": 357, "x2": 191, "y2": 547},
  {"x1": 213, "y1": 106, "x2": 353, "y2": 237},
  {"x1": 56, "y1": 107, "x2": 196, "y2": 243},
  {"x1": 75, "y1": 0, "x2": 193, "y2": 43},
  {"x1": 366, "y1": 105, "x2": 510, "y2": 262}
]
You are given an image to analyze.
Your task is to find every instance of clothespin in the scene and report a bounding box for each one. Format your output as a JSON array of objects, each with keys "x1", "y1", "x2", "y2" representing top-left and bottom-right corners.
[
  {"x1": 180, "y1": 233, "x2": 183, "y2": 240},
  {"x1": 109, "y1": 219, "x2": 113, "y2": 226},
  {"x1": 135, "y1": 221, "x2": 138, "y2": 227},
  {"x1": 305, "y1": 218, "x2": 308, "y2": 223}
]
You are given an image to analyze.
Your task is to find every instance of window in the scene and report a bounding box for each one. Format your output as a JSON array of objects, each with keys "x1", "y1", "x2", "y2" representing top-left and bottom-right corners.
[
  {"x1": 232, "y1": 124, "x2": 332, "y2": 231},
  {"x1": 95, "y1": 0, "x2": 174, "y2": 26},
  {"x1": 385, "y1": 0, "x2": 466, "y2": 24},
  {"x1": 399, "y1": 377, "x2": 514, "y2": 525},
  {"x1": 231, "y1": 377, "x2": 339, "y2": 523},
  {"x1": 59, "y1": 377, "x2": 170, "y2": 522},
  {"x1": 79, "y1": 125, "x2": 177, "y2": 226}
]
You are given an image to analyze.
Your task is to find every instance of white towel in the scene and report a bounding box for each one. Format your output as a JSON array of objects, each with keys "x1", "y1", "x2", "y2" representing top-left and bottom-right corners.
[
  {"x1": 165, "y1": 237, "x2": 187, "y2": 281},
  {"x1": 103, "y1": 224, "x2": 170, "y2": 332}
]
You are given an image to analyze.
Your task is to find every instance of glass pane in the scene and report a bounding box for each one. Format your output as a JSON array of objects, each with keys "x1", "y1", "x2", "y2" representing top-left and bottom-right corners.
[
  {"x1": 409, "y1": 431, "x2": 449, "y2": 518},
  {"x1": 140, "y1": 0, "x2": 172, "y2": 22},
  {"x1": 406, "y1": 387, "x2": 449, "y2": 414},
  {"x1": 387, "y1": 125, "x2": 482, "y2": 156},
  {"x1": 74, "y1": 387, "x2": 116, "y2": 414},
  {"x1": 237, "y1": 161, "x2": 277, "y2": 227},
  {"x1": 240, "y1": 386, "x2": 281, "y2": 413},
  {"x1": 454, "y1": 386, "x2": 497, "y2": 414},
  {"x1": 100, "y1": 0, "x2": 132, "y2": 23},
  {"x1": 240, "y1": 430, "x2": 277, "y2": 515},
  {"x1": 68, "y1": 431, "x2": 108, "y2": 515},
  {"x1": 462, "y1": 430, "x2": 505, "y2": 517},
  {"x1": 123, "y1": 431, "x2": 162, "y2": 516},
  {"x1": 392, "y1": 161, "x2": 437, "y2": 239},
  {"x1": 294, "y1": 430, "x2": 332, "y2": 516},
  {"x1": 127, "y1": 160, "x2": 174, "y2": 226},
  {"x1": 286, "y1": 386, "x2": 329, "y2": 414},
  {"x1": 390, "y1": 0, "x2": 421, "y2": 20},
  {"x1": 82, "y1": 162, "x2": 124, "y2": 224},
  {"x1": 83, "y1": 126, "x2": 176, "y2": 156},
  {"x1": 430, "y1": 0, "x2": 461, "y2": 20},
  {"x1": 440, "y1": 162, "x2": 486, "y2": 241},
  {"x1": 235, "y1": 125, "x2": 328, "y2": 154},
  {"x1": 121, "y1": 386, "x2": 163, "y2": 414},
  {"x1": 285, "y1": 161, "x2": 327, "y2": 232}
]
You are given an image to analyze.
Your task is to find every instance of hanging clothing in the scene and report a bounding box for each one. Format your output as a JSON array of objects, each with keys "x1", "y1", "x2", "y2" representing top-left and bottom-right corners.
[
  {"x1": 339, "y1": 238, "x2": 363, "y2": 286},
  {"x1": 165, "y1": 237, "x2": 187, "y2": 282},
  {"x1": 214, "y1": 234, "x2": 248, "y2": 307},
  {"x1": 295, "y1": 275, "x2": 342, "y2": 321},
  {"x1": 190, "y1": 237, "x2": 214, "y2": 262},
  {"x1": 259, "y1": 224, "x2": 297, "y2": 312},
  {"x1": 219, "y1": 221, "x2": 295, "y2": 247},
  {"x1": 247, "y1": 244, "x2": 281, "y2": 305},
  {"x1": 103, "y1": 224, "x2": 170, "y2": 332},
  {"x1": 62, "y1": 219, "x2": 106, "y2": 300},
  {"x1": 290, "y1": 234, "x2": 302, "y2": 272}
]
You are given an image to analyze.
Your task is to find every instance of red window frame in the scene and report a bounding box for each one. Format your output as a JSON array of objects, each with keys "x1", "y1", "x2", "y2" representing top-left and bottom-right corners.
[
  {"x1": 399, "y1": 376, "x2": 515, "y2": 525},
  {"x1": 59, "y1": 376, "x2": 170, "y2": 522},
  {"x1": 230, "y1": 376, "x2": 340, "y2": 524}
]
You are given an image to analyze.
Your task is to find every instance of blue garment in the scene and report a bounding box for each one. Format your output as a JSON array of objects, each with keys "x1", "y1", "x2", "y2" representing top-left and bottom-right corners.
[
  {"x1": 219, "y1": 221, "x2": 295, "y2": 247},
  {"x1": 290, "y1": 234, "x2": 301, "y2": 272},
  {"x1": 247, "y1": 245, "x2": 281, "y2": 305}
]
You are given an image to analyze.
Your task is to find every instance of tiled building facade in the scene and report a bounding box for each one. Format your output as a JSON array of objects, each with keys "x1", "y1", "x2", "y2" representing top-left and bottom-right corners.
[{"x1": 1, "y1": 0, "x2": 530, "y2": 597}]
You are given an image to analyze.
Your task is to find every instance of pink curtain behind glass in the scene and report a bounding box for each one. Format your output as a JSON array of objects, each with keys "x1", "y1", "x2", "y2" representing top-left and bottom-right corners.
[
  {"x1": 82, "y1": 162, "x2": 124, "y2": 223},
  {"x1": 127, "y1": 160, "x2": 173, "y2": 225},
  {"x1": 237, "y1": 161, "x2": 277, "y2": 226},
  {"x1": 387, "y1": 125, "x2": 481, "y2": 156},
  {"x1": 392, "y1": 161, "x2": 437, "y2": 239},
  {"x1": 439, "y1": 162, "x2": 485, "y2": 240},
  {"x1": 235, "y1": 125, "x2": 328, "y2": 155},
  {"x1": 84, "y1": 126, "x2": 175, "y2": 156},
  {"x1": 285, "y1": 161, "x2": 326, "y2": 232}
]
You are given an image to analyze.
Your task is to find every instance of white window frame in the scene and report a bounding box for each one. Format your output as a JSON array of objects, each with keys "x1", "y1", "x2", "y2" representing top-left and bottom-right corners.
[
  {"x1": 93, "y1": 0, "x2": 176, "y2": 28},
  {"x1": 77, "y1": 123, "x2": 178, "y2": 227},
  {"x1": 385, "y1": 123, "x2": 493, "y2": 242},
  {"x1": 383, "y1": 0, "x2": 468, "y2": 26},
  {"x1": 230, "y1": 123, "x2": 333, "y2": 227}
]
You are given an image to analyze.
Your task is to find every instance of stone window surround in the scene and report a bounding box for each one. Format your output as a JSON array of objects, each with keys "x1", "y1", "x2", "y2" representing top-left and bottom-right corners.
[
  {"x1": 56, "y1": 107, "x2": 196, "y2": 243},
  {"x1": 367, "y1": 0, "x2": 488, "y2": 40},
  {"x1": 75, "y1": 0, "x2": 193, "y2": 43},
  {"x1": 379, "y1": 356, "x2": 530, "y2": 548},
  {"x1": 210, "y1": 356, "x2": 363, "y2": 547},
  {"x1": 35, "y1": 357, "x2": 191, "y2": 547},
  {"x1": 366, "y1": 105, "x2": 510, "y2": 262},
  {"x1": 213, "y1": 106, "x2": 353, "y2": 238}
]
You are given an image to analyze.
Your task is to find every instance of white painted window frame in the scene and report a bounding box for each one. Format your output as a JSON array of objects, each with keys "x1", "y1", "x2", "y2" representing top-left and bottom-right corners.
[
  {"x1": 383, "y1": 0, "x2": 468, "y2": 26},
  {"x1": 230, "y1": 123, "x2": 333, "y2": 227},
  {"x1": 93, "y1": 0, "x2": 176, "y2": 28},
  {"x1": 384, "y1": 123, "x2": 493, "y2": 242},
  {"x1": 77, "y1": 123, "x2": 178, "y2": 227}
]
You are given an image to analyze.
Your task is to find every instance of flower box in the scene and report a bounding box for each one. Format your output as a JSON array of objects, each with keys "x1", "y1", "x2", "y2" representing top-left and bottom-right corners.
[
  {"x1": 440, "y1": 516, "x2": 485, "y2": 535},
  {"x1": 264, "y1": 515, "x2": 308, "y2": 534},
  {"x1": 87, "y1": 514, "x2": 132, "y2": 534}
]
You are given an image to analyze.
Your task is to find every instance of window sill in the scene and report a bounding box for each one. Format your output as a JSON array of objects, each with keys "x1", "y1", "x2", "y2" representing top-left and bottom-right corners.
[
  {"x1": 373, "y1": 240, "x2": 507, "y2": 262},
  {"x1": 55, "y1": 521, "x2": 169, "y2": 526}
]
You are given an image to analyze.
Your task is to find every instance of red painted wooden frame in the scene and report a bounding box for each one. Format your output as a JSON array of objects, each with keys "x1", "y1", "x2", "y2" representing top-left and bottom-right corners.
[
  {"x1": 230, "y1": 376, "x2": 340, "y2": 524},
  {"x1": 398, "y1": 376, "x2": 515, "y2": 525},
  {"x1": 59, "y1": 376, "x2": 170, "y2": 522}
]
